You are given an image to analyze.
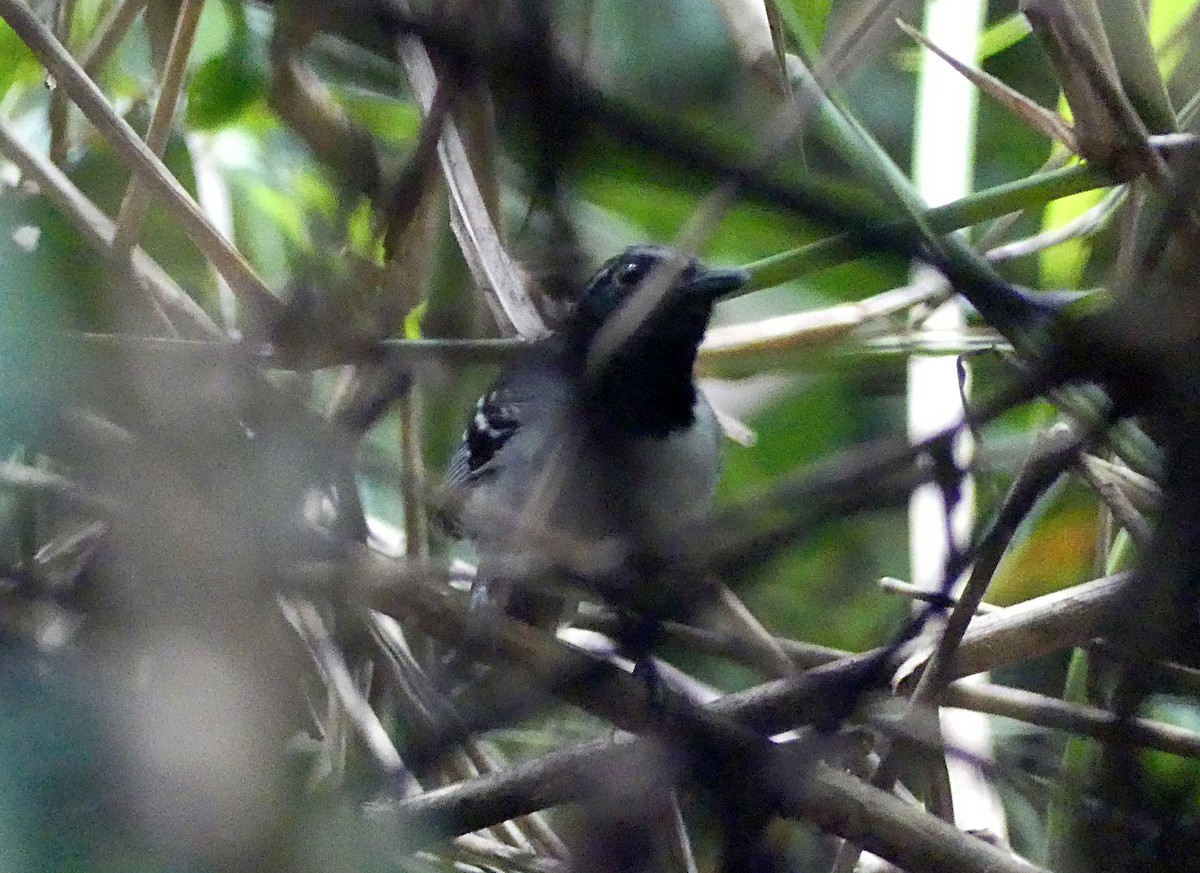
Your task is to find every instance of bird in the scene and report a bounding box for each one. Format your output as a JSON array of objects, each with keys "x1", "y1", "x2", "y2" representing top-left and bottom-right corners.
[{"x1": 439, "y1": 244, "x2": 750, "y2": 636}]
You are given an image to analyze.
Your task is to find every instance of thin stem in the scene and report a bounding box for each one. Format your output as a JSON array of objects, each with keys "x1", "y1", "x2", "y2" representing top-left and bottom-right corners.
[
  {"x1": 80, "y1": 0, "x2": 147, "y2": 77},
  {"x1": 743, "y1": 164, "x2": 1104, "y2": 290},
  {"x1": 112, "y1": 0, "x2": 206, "y2": 254},
  {"x1": 47, "y1": 0, "x2": 77, "y2": 165}
]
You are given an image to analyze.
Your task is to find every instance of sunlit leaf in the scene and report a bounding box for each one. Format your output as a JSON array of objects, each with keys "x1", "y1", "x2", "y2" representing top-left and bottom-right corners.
[{"x1": 187, "y1": 42, "x2": 267, "y2": 130}]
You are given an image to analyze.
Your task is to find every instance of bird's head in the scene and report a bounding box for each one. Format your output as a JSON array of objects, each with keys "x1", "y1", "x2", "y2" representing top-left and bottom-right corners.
[{"x1": 567, "y1": 245, "x2": 750, "y2": 357}]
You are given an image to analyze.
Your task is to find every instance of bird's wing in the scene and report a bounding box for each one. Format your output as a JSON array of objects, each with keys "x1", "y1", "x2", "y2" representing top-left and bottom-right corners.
[
  {"x1": 443, "y1": 440, "x2": 475, "y2": 491},
  {"x1": 460, "y1": 379, "x2": 524, "y2": 480},
  {"x1": 437, "y1": 374, "x2": 529, "y2": 536}
]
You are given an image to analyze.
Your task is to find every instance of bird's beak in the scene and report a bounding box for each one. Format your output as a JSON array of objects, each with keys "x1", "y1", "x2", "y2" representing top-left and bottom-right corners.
[{"x1": 685, "y1": 266, "x2": 752, "y2": 301}]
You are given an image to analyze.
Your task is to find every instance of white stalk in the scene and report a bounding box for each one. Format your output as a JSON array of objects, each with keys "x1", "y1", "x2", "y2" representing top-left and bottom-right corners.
[{"x1": 907, "y1": 0, "x2": 1006, "y2": 841}]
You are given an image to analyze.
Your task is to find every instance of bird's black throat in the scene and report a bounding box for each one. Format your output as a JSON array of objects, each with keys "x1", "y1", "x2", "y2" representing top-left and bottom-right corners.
[{"x1": 584, "y1": 336, "x2": 702, "y2": 439}]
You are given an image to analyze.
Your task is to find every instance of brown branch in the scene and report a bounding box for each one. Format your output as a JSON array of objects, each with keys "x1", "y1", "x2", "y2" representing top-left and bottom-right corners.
[
  {"x1": 942, "y1": 681, "x2": 1200, "y2": 759},
  {"x1": 112, "y1": 0, "x2": 205, "y2": 254},
  {"x1": 384, "y1": 731, "x2": 1044, "y2": 873}
]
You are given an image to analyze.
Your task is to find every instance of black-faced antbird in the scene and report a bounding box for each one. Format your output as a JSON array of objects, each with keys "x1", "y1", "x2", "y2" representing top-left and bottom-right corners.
[{"x1": 440, "y1": 245, "x2": 790, "y2": 676}]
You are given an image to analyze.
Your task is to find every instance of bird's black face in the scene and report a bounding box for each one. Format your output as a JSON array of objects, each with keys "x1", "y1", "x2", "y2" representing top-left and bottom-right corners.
[
  {"x1": 571, "y1": 245, "x2": 747, "y2": 345},
  {"x1": 563, "y1": 246, "x2": 748, "y2": 436}
]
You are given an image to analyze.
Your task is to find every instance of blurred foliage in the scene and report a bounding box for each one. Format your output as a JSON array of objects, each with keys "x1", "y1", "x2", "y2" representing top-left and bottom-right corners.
[{"x1": 1, "y1": 0, "x2": 1200, "y2": 871}]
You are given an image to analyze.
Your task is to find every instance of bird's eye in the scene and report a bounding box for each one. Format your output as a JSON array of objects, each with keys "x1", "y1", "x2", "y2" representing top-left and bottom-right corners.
[{"x1": 614, "y1": 261, "x2": 645, "y2": 286}]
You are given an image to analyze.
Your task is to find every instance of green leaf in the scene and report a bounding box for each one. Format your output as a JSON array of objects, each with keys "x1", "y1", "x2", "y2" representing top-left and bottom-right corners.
[
  {"x1": 1039, "y1": 187, "x2": 1106, "y2": 289},
  {"x1": 337, "y1": 91, "x2": 423, "y2": 147},
  {"x1": 1142, "y1": 697, "x2": 1200, "y2": 793},
  {"x1": 186, "y1": 42, "x2": 267, "y2": 130},
  {"x1": 979, "y1": 11, "x2": 1035, "y2": 61},
  {"x1": 774, "y1": 0, "x2": 833, "y2": 56},
  {"x1": 0, "y1": 21, "x2": 40, "y2": 98},
  {"x1": 985, "y1": 476, "x2": 1100, "y2": 607},
  {"x1": 404, "y1": 301, "x2": 427, "y2": 339}
]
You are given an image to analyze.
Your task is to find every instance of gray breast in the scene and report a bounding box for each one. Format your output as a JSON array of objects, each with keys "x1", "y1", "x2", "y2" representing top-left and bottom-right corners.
[
  {"x1": 466, "y1": 391, "x2": 722, "y2": 553},
  {"x1": 623, "y1": 395, "x2": 721, "y2": 543}
]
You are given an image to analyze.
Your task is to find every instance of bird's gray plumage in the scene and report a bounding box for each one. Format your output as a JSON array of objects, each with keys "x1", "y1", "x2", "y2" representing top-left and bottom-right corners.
[{"x1": 440, "y1": 246, "x2": 746, "y2": 626}]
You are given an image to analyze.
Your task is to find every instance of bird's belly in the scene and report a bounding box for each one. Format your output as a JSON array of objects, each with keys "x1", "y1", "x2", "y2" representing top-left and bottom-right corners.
[
  {"x1": 530, "y1": 400, "x2": 722, "y2": 548},
  {"x1": 625, "y1": 419, "x2": 720, "y2": 538}
]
